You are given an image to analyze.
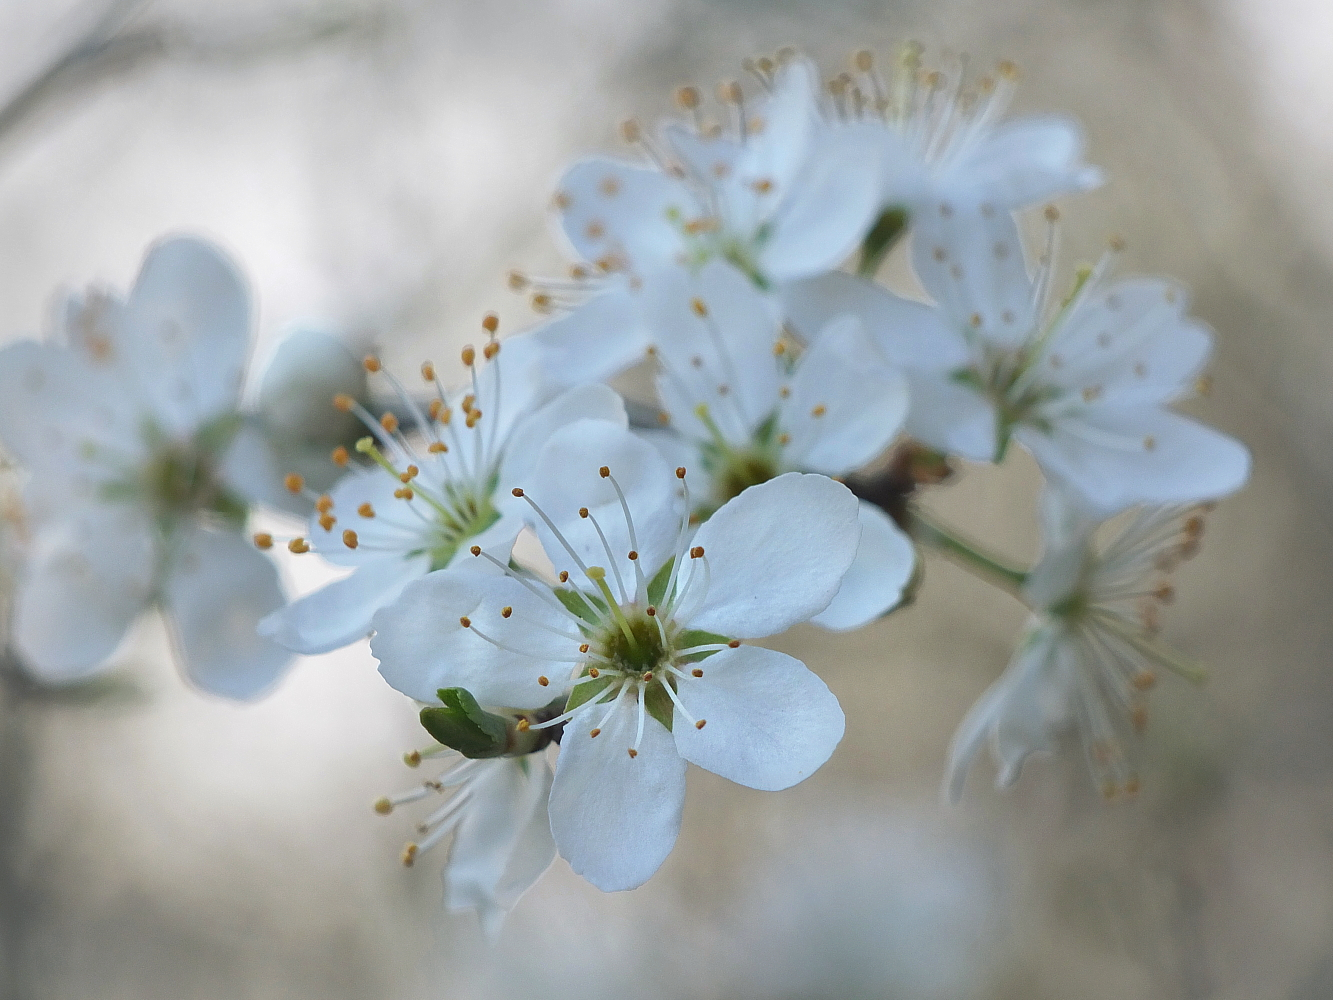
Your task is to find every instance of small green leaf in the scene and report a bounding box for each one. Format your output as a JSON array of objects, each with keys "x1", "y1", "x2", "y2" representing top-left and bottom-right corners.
[{"x1": 419, "y1": 687, "x2": 509, "y2": 758}]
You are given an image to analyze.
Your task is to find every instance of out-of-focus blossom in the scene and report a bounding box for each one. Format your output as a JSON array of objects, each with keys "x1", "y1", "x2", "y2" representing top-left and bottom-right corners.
[
  {"x1": 946, "y1": 487, "x2": 1211, "y2": 800},
  {"x1": 371, "y1": 421, "x2": 855, "y2": 891},
  {"x1": 786, "y1": 205, "x2": 1249, "y2": 513},
  {"x1": 258, "y1": 335, "x2": 625, "y2": 655},
  {"x1": 0, "y1": 236, "x2": 292, "y2": 697},
  {"x1": 640, "y1": 260, "x2": 914, "y2": 629}
]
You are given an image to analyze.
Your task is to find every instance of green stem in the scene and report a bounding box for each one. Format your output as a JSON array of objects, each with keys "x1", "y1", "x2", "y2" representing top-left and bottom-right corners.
[{"x1": 908, "y1": 505, "x2": 1029, "y2": 595}]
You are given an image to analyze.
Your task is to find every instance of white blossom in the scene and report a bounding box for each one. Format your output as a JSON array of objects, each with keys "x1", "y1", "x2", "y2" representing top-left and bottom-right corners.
[
  {"x1": 946, "y1": 487, "x2": 1211, "y2": 801},
  {"x1": 370, "y1": 421, "x2": 856, "y2": 891},
  {"x1": 259, "y1": 336, "x2": 625, "y2": 655},
  {"x1": 0, "y1": 236, "x2": 292, "y2": 697}
]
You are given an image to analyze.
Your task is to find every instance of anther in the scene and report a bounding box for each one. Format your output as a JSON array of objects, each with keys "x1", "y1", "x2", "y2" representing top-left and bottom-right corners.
[
  {"x1": 253, "y1": 532, "x2": 273, "y2": 549},
  {"x1": 427, "y1": 441, "x2": 447, "y2": 454},
  {"x1": 482, "y1": 313, "x2": 499, "y2": 334},
  {"x1": 394, "y1": 487, "x2": 414, "y2": 500},
  {"x1": 342, "y1": 529, "x2": 358, "y2": 549},
  {"x1": 717, "y1": 80, "x2": 742, "y2": 104},
  {"x1": 363, "y1": 355, "x2": 381, "y2": 373},
  {"x1": 855, "y1": 49, "x2": 873, "y2": 71},
  {"x1": 728, "y1": 639, "x2": 740, "y2": 648},
  {"x1": 483, "y1": 342, "x2": 499, "y2": 360},
  {"x1": 512, "y1": 488, "x2": 525, "y2": 497},
  {"x1": 646, "y1": 606, "x2": 656, "y2": 616},
  {"x1": 620, "y1": 119, "x2": 641, "y2": 143},
  {"x1": 516, "y1": 718, "x2": 530, "y2": 732},
  {"x1": 428, "y1": 399, "x2": 445, "y2": 421},
  {"x1": 580, "y1": 644, "x2": 591, "y2": 654},
  {"x1": 690, "y1": 298, "x2": 708, "y2": 317},
  {"x1": 691, "y1": 668, "x2": 703, "y2": 678},
  {"x1": 358, "y1": 502, "x2": 375, "y2": 518},
  {"x1": 470, "y1": 545, "x2": 481, "y2": 556},
  {"x1": 315, "y1": 495, "x2": 334, "y2": 514},
  {"x1": 420, "y1": 361, "x2": 435, "y2": 381},
  {"x1": 1043, "y1": 204, "x2": 1060, "y2": 222},
  {"x1": 459, "y1": 616, "x2": 472, "y2": 628},
  {"x1": 288, "y1": 537, "x2": 309, "y2": 554},
  {"x1": 627, "y1": 748, "x2": 638, "y2": 758},
  {"x1": 599, "y1": 466, "x2": 610, "y2": 478},
  {"x1": 1132, "y1": 671, "x2": 1157, "y2": 691},
  {"x1": 465, "y1": 410, "x2": 482, "y2": 430},
  {"x1": 1109, "y1": 234, "x2": 1126, "y2": 252},
  {"x1": 628, "y1": 551, "x2": 638, "y2": 560},
  {"x1": 399, "y1": 465, "x2": 419, "y2": 482},
  {"x1": 559, "y1": 571, "x2": 570, "y2": 583},
  {"x1": 690, "y1": 545, "x2": 705, "y2": 559},
  {"x1": 811, "y1": 404, "x2": 827, "y2": 418},
  {"x1": 675, "y1": 85, "x2": 701, "y2": 109},
  {"x1": 998, "y1": 59, "x2": 1020, "y2": 80},
  {"x1": 461, "y1": 345, "x2": 475, "y2": 367},
  {"x1": 695, "y1": 719, "x2": 707, "y2": 729},
  {"x1": 590, "y1": 728, "x2": 602, "y2": 738},
  {"x1": 331, "y1": 445, "x2": 349, "y2": 467},
  {"x1": 374, "y1": 797, "x2": 393, "y2": 815},
  {"x1": 501, "y1": 606, "x2": 513, "y2": 618},
  {"x1": 333, "y1": 393, "x2": 354, "y2": 412},
  {"x1": 284, "y1": 472, "x2": 304, "y2": 494},
  {"x1": 401, "y1": 844, "x2": 418, "y2": 867},
  {"x1": 642, "y1": 671, "x2": 653, "y2": 682},
  {"x1": 319, "y1": 513, "x2": 336, "y2": 532},
  {"x1": 538, "y1": 675, "x2": 549, "y2": 687},
  {"x1": 579, "y1": 507, "x2": 589, "y2": 518},
  {"x1": 380, "y1": 412, "x2": 399, "y2": 434}
]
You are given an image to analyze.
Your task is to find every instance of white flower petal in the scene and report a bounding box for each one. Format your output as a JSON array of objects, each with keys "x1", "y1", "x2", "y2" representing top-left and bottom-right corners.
[
  {"x1": 911, "y1": 201, "x2": 1036, "y2": 347},
  {"x1": 255, "y1": 327, "x2": 366, "y2": 444},
  {"x1": 445, "y1": 755, "x2": 556, "y2": 935},
  {"x1": 781, "y1": 272, "x2": 970, "y2": 372},
  {"x1": 902, "y1": 371, "x2": 998, "y2": 461},
  {"x1": 257, "y1": 554, "x2": 430, "y2": 654},
  {"x1": 688, "y1": 472, "x2": 859, "y2": 638},
  {"x1": 524, "y1": 420, "x2": 678, "y2": 588},
  {"x1": 315, "y1": 466, "x2": 440, "y2": 568},
  {"x1": 500, "y1": 383, "x2": 627, "y2": 491},
  {"x1": 525, "y1": 282, "x2": 654, "y2": 388},
  {"x1": 162, "y1": 526, "x2": 293, "y2": 700},
  {"x1": 779, "y1": 315, "x2": 909, "y2": 474},
  {"x1": 555, "y1": 158, "x2": 691, "y2": 271},
  {"x1": 218, "y1": 418, "x2": 288, "y2": 510},
  {"x1": 371, "y1": 567, "x2": 572, "y2": 706},
  {"x1": 12, "y1": 505, "x2": 155, "y2": 683},
  {"x1": 1017, "y1": 406, "x2": 1251, "y2": 514},
  {"x1": 673, "y1": 644, "x2": 844, "y2": 790},
  {"x1": 811, "y1": 501, "x2": 915, "y2": 631},
  {"x1": 944, "y1": 115, "x2": 1103, "y2": 209},
  {"x1": 548, "y1": 694, "x2": 687, "y2": 891}
]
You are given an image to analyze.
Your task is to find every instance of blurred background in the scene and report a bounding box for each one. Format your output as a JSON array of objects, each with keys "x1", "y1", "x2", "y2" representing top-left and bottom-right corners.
[{"x1": 1, "y1": 0, "x2": 1331, "y2": 997}]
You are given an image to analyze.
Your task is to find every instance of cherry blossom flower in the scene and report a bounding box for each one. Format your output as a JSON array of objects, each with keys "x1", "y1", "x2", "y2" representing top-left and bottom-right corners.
[
  {"x1": 258, "y1": 332, "x2": 625, "y2": 655},
  {"x1": 0, "y1": 236, "x2": 291, "y2": 697},
  {"x1": 946, "y1": 488, "x2": 1211, "y2": 801},
  {"x1": 370, "y1": 421, "x2": 856, "y2": 891}
]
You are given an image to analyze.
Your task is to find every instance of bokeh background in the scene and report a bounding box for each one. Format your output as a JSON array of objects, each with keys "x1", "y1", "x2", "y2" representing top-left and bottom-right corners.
[{"x1": 1, "y1": 0, "x2": 1331, "y2": 997}]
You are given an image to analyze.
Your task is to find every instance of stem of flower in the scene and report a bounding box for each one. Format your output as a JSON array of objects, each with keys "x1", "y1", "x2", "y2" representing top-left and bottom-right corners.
[{"x1": 907, "y1": 504, "x2": 1028, "y2": 595}]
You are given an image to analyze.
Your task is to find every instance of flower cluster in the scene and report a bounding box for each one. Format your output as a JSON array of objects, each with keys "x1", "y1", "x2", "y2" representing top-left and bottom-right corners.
[{"x1": 0, "y1": 44, "x2": 1250, "y2": 932}]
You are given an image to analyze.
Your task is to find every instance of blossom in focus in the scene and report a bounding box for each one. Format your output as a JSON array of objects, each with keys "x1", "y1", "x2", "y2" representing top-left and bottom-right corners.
[
  {"x1": 642, "y1": 261, "x2": 915, "y2": 629},
  {"x1": 0, "y1": 236, "x2": 291, "y2": 697},
  {"x1": 786, "y1": 205, "x2": 1250, "y2": 514},
  {"x1": 945, "y1": 487, "x2": 1211, "y2": 801},
  {"x1": 521, "y1": 54, "x2": 885, "y2": 387},
  {"x1": 371, "y1": 421, "x2": 855, "y2": 891},
  {"x1": 375, "y1": 744, "x2": 555, "y2": 937},
  {"x1": 259, "y1": 332, "x2": 625, "y2": 655}
]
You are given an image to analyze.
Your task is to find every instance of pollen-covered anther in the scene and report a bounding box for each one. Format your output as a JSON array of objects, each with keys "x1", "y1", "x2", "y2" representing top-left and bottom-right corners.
[
  {"x1": 342, "y1": 529, "x2": 358, "y2": 549},
  {"x1": 419, "y1": 361, "x2": 435, "y2": 382},
  {"x1": 401, "y1": 844, "x2": 418, "y2": 867},
  {"x1": 501, "y1": 606, "x2": 513, "y2": 619},
  {"x1": 427, "y1": 441, "x2": 447, "y2": 454},
  {"x1": 675, "y1": 467, "x2": 687, "y2": 479},
  {"x1": 459, "y1": 616, "x2": 472, "y2": 628},
  {"x1": 690, "y1": 545, "x2": 704, "y2": 559},
  {"x1": 580, "y1": 644, "x2": 591, "y2": 654},
  {"x1": 483, "y1": 342, "x2": 499, "y2": 360},
  {"x1": 470, "y1": 545, "x2": 481, "y2": 556},
  {"x1": 535, "y1": 675, "x2": 549, "y2": 687},
  {"x1": 586, "y1": 663, "x2": 597, "y2": 674},
  {"x1": 284, "y1": 472, "x2": 304, "y2": 494},
  {"x1": 331, "y1": 445, "x2": 349, "y2": 467},
  {"x1": 691, "y1": 668, "x2": 703, "y2": 678},
  {"x1": 628, "y1": 550, "x2": 638, "y2": 561},
  {"x1": 694, "y1": 719, "x2": 707, "y2": 730},
  {"x1": 675, "y1": 85, "x2": 701, "y2": 109},
  {"x1": 253, "y1": 532, "x2": 274, "y2": 550},
  {"x1": 690, "y1": 298, "x2": 708, "y2": 318},
  {"x1": 641, "y1": 671, "x2": 653, "y2": 682},
  {"x1": 380, "y1": 412, "x2": 399, "y2": 434},
  {"x1": 315, "y1": 495, "x2": 334, "y2": 514},
  {"x1": 599, "y1": 466, "x2": 610, "y2": 478},
  {"x1": 318, "y1": 513, "x2": 336, "y2": 532},
  {"x1": 627, "y1": 748, "x2": 638, "y2": 758},
  {"x1": 428, "y1": 399, "x2": 446, "y2": 422},
  {"x1": 399, "y1": 465, "x2": 419, "y2": 483},
  {"x1": 460, "y1": 345, "x2": 476, "y2": 368},
  {"x1": 363, "y1": 355, "x2": 381, "y2": 373},
  {"x1": 646, "y1": 606, "x2": 656, "y2": 617},
  {"x1": 559, "y1": 571, "x2": 570, "y2": 583},
  {"x1": 394, "y1": 487, "x2": 414, "y2": 500},
  {"x1": 481, "y1": 312, "x2": 499, "y2": 335},
  {"x1": 811, "y1": 404, "x2": 827, "y2": 418},
  {"x1": 373, "y1": 797, "x2": 393, "y2": 815},
  {"x1": 516, "y1": 717, "x2": 530, "y2": 732},
  {"x1": 620, "y1": 119, "x2": 642, "y2": 143},
  {"x1": 288, "y1": 537, "x2": 310, "y2": 554},
  {"x1": 511, "y1": 488, "x2": 525, "y2": 497},
  {"x1": 358, "y1": 502, "x2": 375, "y2": 518},
  {"x1": 333, "y1": 393, "x2": 354, "y2": 412},
  {"x1": 727, "y1": 639, "x2": 740, "y2": 648},
  {"x1": 404, "y1": 750, "x2": 422, "y2": 768},
  {"x1": 590, "y1": 728, "x2": 602, "y2": 738},
  {"x1": 579, "y1": 507, "x2": 589, "y2": 518}
]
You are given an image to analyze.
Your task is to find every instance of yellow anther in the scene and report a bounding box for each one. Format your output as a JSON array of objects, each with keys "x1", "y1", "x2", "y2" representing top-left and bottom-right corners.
[
  {"x1": 691, "y1": 668, "x2": 703, "y2": 678},
  {"x1": 716, "y1": 80, "x2": 742, "y2": 104},
  {"x1": 620, "y1": 119, "x2": 642, "y2": 143},
  {"x1": 854, "y1": 49, "x2": 874, "y2": 71},
  {"x1": 1194, "y1": 376, "x2": 1213, "y2": 396},
  {"x1": 559, "y1": 571, "x2": 570, "y2": 583},
  {"x1": 579, "y1": 507, "x2": 589, "y2": 518},
  {"x1": 342, "y1": 529, "x2": 358, "y2": 549},
  {"x1": 507, "y1": 270, "x2": 528, "y2": 290},
  {"x1": 516, "y1": 717, "x2": 530, "y2": 731},
  {"x1": 461, "y1": 345, "x2": 476, "y2": 366},
  {"x1": 997, "y1": 59, "x2": 1020, "y2": 80},
  {"x1": 777, "y1": 433, "x2": 791, "y2": 446},
  {"x1": 586, "y1": 566, "x2": 606, "y2": 581},
  {"x1": 420, "y1": 361, "x2": 435, "y2": 382},
  {"x1": 428, "y1": 399, "x2": 447, "y2": 422},
  {"x1": 531, "y1": 292, "x2": 553, "y2": 313},
  {"x1": 403, "y1": 750, "x2": 422, "y2": 768},
  {"x1": 318, "y1": 512, "x2": 336, "y2": 532},
  {"x1": 401, "y1": 844, "x2": 418, "y2": 867},
  {"x1": 427, "y1": 441, "x2": 448, "y2": 454},
  {"x1": 459, "y1": 616, "x2": 472, "y2": 628},
  {"x1": 363, "y1": 355, "x2": 381, "y2": 373},
  {"x1": 288, "y1": 538, "x2": 309, "y2": 554},
  {"x1": 676, "y1": 85, "x2": 701, "y2": 109},
  {"x1": 538, "y1": 675, "x2": 549, "y2": 687},
  {"x1": 483, "y1": 341, "x2": 500, "y2": 360},
  {"x1": 627, "y1": 748, "x2": 638, "y2": 758},
  {"x1": 284, "y1": 472, "x2": 305, "y2": 494},
  {"x1": 394, "y1": 487, "x2": 414, "y2": 500},
  {"x1": 482, "y1": 312, "x2": 499, "y2": 335},
  {"x1": 501, "y1": 606, "x2": 513, "y2": 619},
  {"x1": 599, "y1": 466, "x2": 610, "y2": 478},
  {"x1": 358, "y1": 502, "x2": 375, "y2": 518},
  {"x1": 690, "y1": 297, "x2": 708, "y2": 317},
  {"x1": 253, "y1": 532, "x2": 274, "y2": 550},
  {"x1": 399, "y1": 465, "x2": 419, "y2": 483},
  {"x1": 315, "y1": 494, "x2": 334, "y2": 514},
  {"x1": 380, "y1": 412, "x2": 399, "y2": 434},
  {"x1": 461, "y1": 394, "x2": 475, "y2": 413},
  {"x1": 373, "y1": 797, "x2": 393, "y2": 815},
  {"x1": 1043, "y1": 204, "x2": 1060, "y2": 222},
  {"x1": 331, "y1": 445, "x2": 349, "y2": 467},
  {"x1": 695, "y1": 719, "x2": 707, "y2": 729},
  {"x1": 752, "y1": 178, "x2": 773, "y2": 194},
  {"x1": 690, "y1": 545, "x2": 704, "y2": 559},
  {"x1": 333, "y1": 393, "x2": 354, "y2": 412},
  {"x1": 811, "y1": 404, "x2": 827, "y2": 418},
  {"x1": 590, "y1": 728, "x2": 602, "y2": 738},
  {"x1": 465, "y1": 410, "x2": 481, "y2": 429},
  {"x1": 470, "y1": 545, "x2": 481, "y2": 556}
]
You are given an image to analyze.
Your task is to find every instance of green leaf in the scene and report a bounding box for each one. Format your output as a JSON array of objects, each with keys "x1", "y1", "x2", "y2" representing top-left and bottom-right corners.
[
  {"x1": 419, "y1": 687, "x2": 509, "y2": 758},
  {"x1": 858, "y1": 206, "x2": 908, "y2": 277},
  {"x1": 644, "y1": 681, "x2": 675, "y2": 732}
]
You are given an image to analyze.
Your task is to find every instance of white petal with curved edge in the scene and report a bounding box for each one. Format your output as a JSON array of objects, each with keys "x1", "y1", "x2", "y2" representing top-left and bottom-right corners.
[
  {"x1": 1017, "y1": 407, "x2": 1251, "y2": 514},
  {"x1": 903, "y1": 371, "x2": 998, "y2": 462},
  {"x1": 555, "y1": 158, "x2": 692, "y2": 270},
  {"x1": 12, "y1": 505, "x2": 156, "y2": 683},
  {"x1": 313, "y1": 465, "x2": 440, "y2": 567},
  {"x1": 524, "y1": 420, "x2": 678, "y2": 589},
  {"x1": 548, "y1": 694, "x2": 687, "y2": 891},
  {"x1": 811, "y1": 501, "x2": 915, "y2": 631},
  {"x1": 371, "y1": 567, "x2": 573, "y2": 706},
  {"x1": 119, "y1": 236, "x2": 252, "y2": 436},
  {"x1": 445, "y1": 755, "x2": 556, "y2": 937},
  {"x1": 500, "y1": 383, "x2": 627, "y2": 491},
  {"x1": 945, "y1": 115, "x2": 1103, "y2": 209},
  {"x1": 780, "y1": 315, "x2": 909, "y2": 475},
  {"x1": 759, "y1": 122, "x2": 886, "y2": 282},
  {"x1": 687, "y1": 473, "x2": 859, "y2": 638},
  {"x1": 911, "y1": 201, "x2": 1036, "y2": 347},
  {"x1": 781, "y1": 272, "x2": 970, "y2": 371},
  {"x1": 1020, "y1": 487, "x2": 1097, "y2": 611},
  {"x1": 647, "y1": 261, "x2": 783, "y2": 443},
  {"x1": 257, "y1": 554, "x2": 430, "y2": 654},
  {"x1": 525, "y1": 283, "x2": 653, "y2": 389},
  {"x1": 673, "y1": 644, "x2": 844, "y2": 790},
  {"x1": 162, "y1": 526, "x2": 293, "y2": 700},
  {"x1": 218, "y1": 418, "x2": 288, "y2": 509},
  {"x1": 255, "y1": 327, "x2": 366, "y2": 443}
]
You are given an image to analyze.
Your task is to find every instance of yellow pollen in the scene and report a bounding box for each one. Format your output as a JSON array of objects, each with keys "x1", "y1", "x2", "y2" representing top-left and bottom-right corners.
[
  {"x1": 579, "y1": 507, "x2": 589, "y2": 518},
  {"x1": 288, "y1": 538, "x2": 309, "y2": 554},
  {"x1": 998, "y1": 59, "x2": 1020, "y2": 80},
  {"x1": 343, "y1": 529, "x2": 358, "y2": 549},
  {"x1": 559, "y1": 571, "x2": 570, "y2": 583},
  {"x1": 516, "y1": 718, "x2": 530, "y2": 732},
  {"x1": 400, "y1": 465, "x2": 419, "y2": 482},
  {"x1": 752, "y1": 178, "x2": 773, "y2": 194},
  {"x1": 394, "y1": 487, "x2": 414, "y2": 500},
  {"x1": 363, "y1": 355, "x2": 381, "y2": 373},
  {"x1": 404, "y1": 750, "x2": 421, "y2": 767},
  {"x1": 538, "y1": 675, "x2": 549, "y2": 687},
  {"x1": 728, "y1": 639, "x2": 740, "y2": 648},
  {"x1": 695, "y1": 719, "x2": 707, "y2": 729},
  {"x1": 358, "y1": 503, "x2": 375, "y2": 518},
  {"x1": 627, "y1": 748, "x2": 638, "y2": 758},
  {"x1": 331, "y1": 445, "x2": 349, "y2": 467},
  {"x1": 675, "y1": 85, "x2": 701, "y2": 109},
  {"x1": 484, "y1": 341, "x2": 499, "y2": 360},
  {"x1": 466, "y1": 410, "x2": 482, "y2": 429},
  {"x1": 380, "y1": 412, "x2": 399, "y2": 434},
  {"x1": 374, "y1": 797, "x2": 393, "y2": 815},
  {"x1": 690, "y1": 298, "x2": 708, "y2": 317},
  {"x1": 691, "y1": 668, "x2": 703, "y2": 677},
  {"x1": 284, "y1": 472, "x2": 304, "y2": 494},
  {"x1": 401, "y1": 844, "x2": 418, "y2": 867},
  {"x1": 778, "y1": 433, "x2": 791, "y2": 446},
  {"x1": 482, "y1": 312, "x2": 499, "y2": 334},
  {"x1": 318, "y1": 513, "x2": 336, "y2": 532},
  {"x1": 315, "y1": 495, "x2": 334, "y2": 514},
  {"x1": 461, "y1": 394, "x2": 475, "y2": 413},
  {"x1": 420, "y1": 361, "x2": 436, "y2": 382},
  {"x1": 773, "y1": 341, "x2": 786, "y2": 356},
  {"x1": 590, "y1": 728, "x2": 602, "y2": 738},
  {"x1": 461, "y1": 346, "x2": 475, "y2": 367},
  {"x1": 459, "y1": 616, "x2": 472, "y2": 628},
  {"x1": 811, "y1": 404, "x2": 827, "y2": 418},
  {"x1": 427, "y1": 441, "x2": 447, "y2": 454},
  {"x1": 501, "y1": 606, "x2": 513, "y2": 619},
  {"x1": 333, "y1": 393, "x2": 354, "y2": 412},
  {"x1": 690, "y1": 546, "x2": 704, "y2": 559},
  {"x1": 470, "y1": 545, "x2": 481, "y2": 556},
  {"x1": 253, "y1": 532, "x2": 273, "y2": 550},
  {"x1": 599, "y1": 466, "x2": 610, "y2": 478}
]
